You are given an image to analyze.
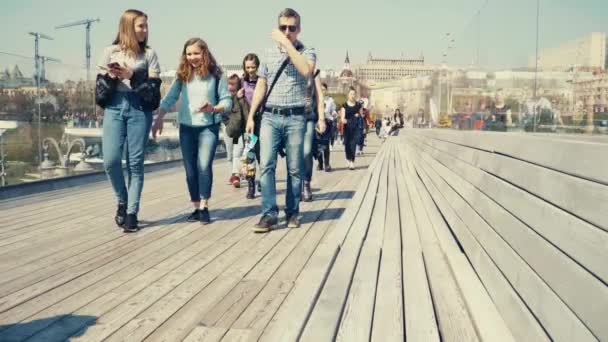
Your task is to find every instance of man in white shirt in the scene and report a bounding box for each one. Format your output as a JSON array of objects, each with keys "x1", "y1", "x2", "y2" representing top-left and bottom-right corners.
[{"x1": 322, "y1": 83, "x2": 338, "y2": 148}]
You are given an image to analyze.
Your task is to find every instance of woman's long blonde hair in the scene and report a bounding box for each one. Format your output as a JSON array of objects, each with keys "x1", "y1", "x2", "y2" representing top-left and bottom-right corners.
[
  {"x1": 176, "y1": 38, "x2": 222, "y2": 82},
  {"x1": 112, "y1": 9, "x2": 148, "y2": 56}
]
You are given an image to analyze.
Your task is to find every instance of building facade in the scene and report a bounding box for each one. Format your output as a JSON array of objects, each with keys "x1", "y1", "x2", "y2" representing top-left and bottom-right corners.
[
  {"x1": 355, "y1": 54, "x2": 437, "y2": 83},
  {"x1": 0, "y1": 66, "x2": 35, "y2": 89},
  {"x1": 574, "y1": 73, "x2": 608, "y2": 113},
  {"x1": 531, "y1": 32, "x2": 607, "y2": 71}
]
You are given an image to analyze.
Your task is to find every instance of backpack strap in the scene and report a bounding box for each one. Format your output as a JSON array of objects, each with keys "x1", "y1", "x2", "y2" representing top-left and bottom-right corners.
[
  {"x1": 259, "y1": 44, "x2": 305, "y2": 113},
  {"x1": 214, "y1": 74, "x2": 220, "y2": 105}
]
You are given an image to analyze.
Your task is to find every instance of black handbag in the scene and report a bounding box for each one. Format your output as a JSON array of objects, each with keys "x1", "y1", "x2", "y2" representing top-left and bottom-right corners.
[
  {"x1": 131, "y1": 68, "x2": 162, "y2": 112},
  {"x1": 95, "y1": 73, "x2": 118, "y2": 108}
]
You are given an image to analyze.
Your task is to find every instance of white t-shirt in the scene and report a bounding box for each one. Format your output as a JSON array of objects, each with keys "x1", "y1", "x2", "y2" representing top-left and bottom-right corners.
[{"x1": 97, "y1": 45, "x2": 161, "y2": 92}]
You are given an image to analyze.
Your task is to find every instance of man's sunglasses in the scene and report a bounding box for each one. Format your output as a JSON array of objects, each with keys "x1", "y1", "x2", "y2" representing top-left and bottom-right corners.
[{"x1": 279, "y1": 25, "x2": 298, "y2": 33}]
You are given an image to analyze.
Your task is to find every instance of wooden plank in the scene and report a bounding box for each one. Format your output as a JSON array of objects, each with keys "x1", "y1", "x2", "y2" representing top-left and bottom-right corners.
[
  {"x1": 143, "y1": 150, "x2": 379, "y2": 342},
  {"x1": 0, "y1": 174, "x2": 239, "y2": 290},
  {"x1": 203, "y1": 161, "x2": 374, "y2": 333},
  {"x1": 405, "y1": 147, "x2": 516, "y2": 342},
  {"x1": 18, "y1": 178, "x2": 266, "y2": 342},
  {"x1": 183, "y1": 326, "x2": 227, "y2": 342},
  {"x1": 413, "y1": 132, "x2": 608, "y2": 233},
  {"x1": 0, "y1": 224, "x2": 199, "y2": 321},
  {"x1": 4, "y1": 202, "x2": 257, "y2": 342},
  {"x1": 0, "y1": 140, "x2": 381, "y2": 342},
  {"x1": 104, "y1": 232, "x2": 288, "y2": 341},
  {"x1": 0, "y1": 224, "x2": 204, "y2": 336},
  {"x1": 0, "y1": 179, "x2": 245, "y2": 312},
  {"x1": 371, "y1": 145, "x2": 405, "y2": 342},
  {"x1": 201, "y1": 180, "x2": 355, "y2": 329},
  {"x1": 299, "y1": 145, "x2": 391, "y2": 341},
  {"x1": 66, "y1": 233, "x2": 266, "y2": 342},
  {"x1": 335, "y1": 244, "x2": 380, "y2": 342},
  {"x1": 321, "y1": 141, "x2": 387, "y2": 247},
  {"x1": 415, "y1": 129, "x2": 608, "y2": 185},
  {"x1": 0, "y1": 181, "x2": 185, "y2": 243},
  {"x1": 394, "y1": 140, "x2": 440, "y2": 342},
  {"x1": 401, "y1": 153, "x2": 480, "y2": 342},
  {"x1": 406, "y1": 143, "x2": 550, "y2": 341},
  {"x1": 336, "y1": 143, "x2": 389, "y2": 342},
  {"x1": 258, "y1": 146, "x2": 387, "y2": 342},
  {"x1": 220, "y1": 328, "x2": 252, "y2": 342},
  {"x1": 229, "y1": 279, "x2": 294, "y2": 341},
  {"x1": 226, "y1": 162, "x2": 378, "y2": 341},
  {"x1": 0, "y1": 174, "x2": 178, "y2": 228},
  {"x1": 479, "y1": 151, "x2": 608, "y2": 232},
  {"x1": 406, "y1": 137, "x2": 599, "y2": 341},
  {"x1": 412, "y1": 134, "x2": 608, "y2": 284},
  {"x1": 0, "y1": 207, "x2": 182, "y2": 292},
  {"x1": 408, "y1": 135, "x2": 608, "y2": 339}
]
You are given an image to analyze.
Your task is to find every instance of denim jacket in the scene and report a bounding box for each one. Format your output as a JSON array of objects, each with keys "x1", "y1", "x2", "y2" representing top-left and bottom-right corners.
[{"x1": 160, "y1": 74, "x2": 232, "y2": 127}]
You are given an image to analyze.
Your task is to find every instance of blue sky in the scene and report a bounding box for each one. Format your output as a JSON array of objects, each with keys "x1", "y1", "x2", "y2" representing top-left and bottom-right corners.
[{"x1": 1, "y1": 0, "x2": 606, "y2": 81}]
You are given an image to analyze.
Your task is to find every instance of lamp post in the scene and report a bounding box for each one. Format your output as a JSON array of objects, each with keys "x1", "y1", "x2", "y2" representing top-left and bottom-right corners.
[
  {"x1": 0, "y1": 129, "x2": 6, "y2": 187},
  {"x1": 533, "y1": 0, "x2": 540, "y2": 99},
  {"x1": 28, "y1": 31, "x2": 53, "y2": 170}
]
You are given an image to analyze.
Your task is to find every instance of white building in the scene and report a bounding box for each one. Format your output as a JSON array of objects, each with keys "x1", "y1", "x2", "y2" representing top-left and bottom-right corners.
[
  {"x1": 355, "y1": 53, "x2": 438, "y2": 84},
  {"x1": 531, "y1": 32, "x2": 607, "y2": 71}
]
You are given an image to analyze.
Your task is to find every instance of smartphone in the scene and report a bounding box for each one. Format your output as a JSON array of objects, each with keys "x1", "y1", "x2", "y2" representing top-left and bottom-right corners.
[{"x1": 244, "y1": 133, "x2": 258, "y2": 152}]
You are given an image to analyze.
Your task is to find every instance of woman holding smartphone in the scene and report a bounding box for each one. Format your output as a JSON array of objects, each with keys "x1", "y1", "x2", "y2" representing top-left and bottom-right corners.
[{"x1": 97, "y1": 9, "x2": 160, "y2": 233}]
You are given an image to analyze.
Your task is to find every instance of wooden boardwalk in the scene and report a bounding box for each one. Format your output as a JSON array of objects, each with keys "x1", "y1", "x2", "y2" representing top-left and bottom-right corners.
[
  {"x1": 1, "y1": 130, "x2": 606, "y2": 342},
  {"x1": 0, "y1": 138, "x2": 378, "y2": 342}
]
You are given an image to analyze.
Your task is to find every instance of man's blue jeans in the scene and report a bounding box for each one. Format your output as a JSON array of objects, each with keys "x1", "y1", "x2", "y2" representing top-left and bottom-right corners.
[
  {"x1": 259, "y1": 112, "x2": 306, "y2": 218},
  {"x1": 285, "y1": 119, "x2": 314, "y2": 201},
  {"x1": 179, "y1": 123, "x2": 220, "y2": 202},
  {"x1": 102, "y1": 92, "x2": 153, "y2": 215}
]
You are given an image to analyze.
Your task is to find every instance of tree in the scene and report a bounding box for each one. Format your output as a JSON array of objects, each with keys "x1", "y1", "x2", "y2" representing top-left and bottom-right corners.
[
  {"x1": 68, "y1": 80, "x2": 95, "y2": 114},
  {"x1": 0, "y1": 89, "x2": 9, "y2": 111}
]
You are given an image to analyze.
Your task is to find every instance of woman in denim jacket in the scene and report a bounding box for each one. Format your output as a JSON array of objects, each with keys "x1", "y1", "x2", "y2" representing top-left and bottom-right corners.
[{"x1": 153, "y1": 38, "x2": 232, "y2": 224}]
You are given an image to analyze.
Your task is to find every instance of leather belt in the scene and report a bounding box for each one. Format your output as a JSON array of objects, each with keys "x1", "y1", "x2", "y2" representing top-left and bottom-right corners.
[{"x1": 266, "y1": 106, "x2": 306, "y2": 116}]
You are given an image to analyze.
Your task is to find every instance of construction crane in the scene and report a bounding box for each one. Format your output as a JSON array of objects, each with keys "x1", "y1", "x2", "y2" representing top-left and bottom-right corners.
[
  {"x1": 55, "y1": 18, "x2": 100, "y2": 81},
  {"x1": 28, "y1": 32, "x2": 53, "y2": 87},
  {"x1": 0, "y1": 51, "x2": 59, "y2": 84},
  {"x1": 39, "y1": 56, "x2": 61, "y2": 81}
]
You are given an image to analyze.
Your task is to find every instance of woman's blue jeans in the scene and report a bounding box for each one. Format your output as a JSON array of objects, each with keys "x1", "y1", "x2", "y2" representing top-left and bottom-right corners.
[
  {"x1": 102, "y1": 92, "x2": 153, "y2": 215},
  {"x1": 179, "y1": 123, "x2": 220, "y2": 202}
]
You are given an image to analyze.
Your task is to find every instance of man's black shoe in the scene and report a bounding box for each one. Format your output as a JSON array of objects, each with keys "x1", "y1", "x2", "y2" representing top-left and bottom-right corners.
[
  {"x1": 286, "y1": 214, "x2": 301, "y2": 228},
  {"x1": 200, "y1": 208, "x2": 211, "y2": 225},
  {"x1": 187, "y1": 209, "x2": 201, "y2": 222},
  {"x1": 253, "y1": 215, "x2": 278, "y2": 233},
  {"x1": 123, "y1": 214, "x2": 139, "y2": 233},
  {"x1": 302, "y1": 181, "x2": 313, "y2": 202},
  {"x1": 115, "y1": 203, "x2": 127, "y2": 227}
]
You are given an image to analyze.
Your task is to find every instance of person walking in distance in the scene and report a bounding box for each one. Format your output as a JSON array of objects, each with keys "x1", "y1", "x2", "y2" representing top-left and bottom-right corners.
[
  {"x1": 238, "y1": 53, "x2": 263, "y2": 199},
  {"x1": 340, "y1": 86, "x2": 363, "y2": 170},
  {"x1": 300, "y1": 68, "x2": 325, "y2": 202},
  {"x1": 224, "y1": 74, "x2": 247, "y2": 188},
  {"x1": 322, "y1": 83, "x2": 338, "y2": 150}
]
